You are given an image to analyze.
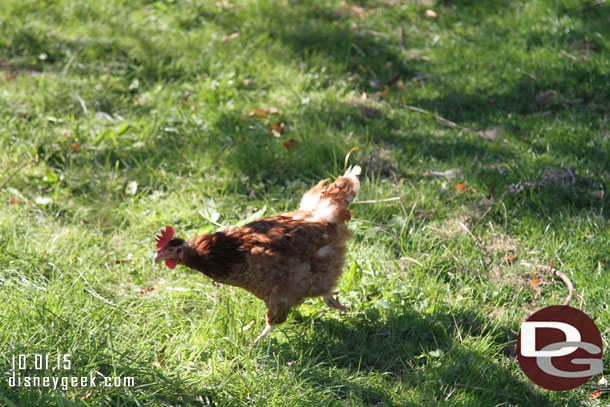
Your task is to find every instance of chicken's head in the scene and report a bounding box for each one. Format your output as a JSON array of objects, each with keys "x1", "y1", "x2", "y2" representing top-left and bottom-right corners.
[{"x1": 154, "y1": 226, "x2": 186, "y2": 269}]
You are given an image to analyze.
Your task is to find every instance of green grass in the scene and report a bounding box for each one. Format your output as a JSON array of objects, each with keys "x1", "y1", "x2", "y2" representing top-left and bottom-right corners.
[{"x1": 1, "y1": 0, "x2": 609, "y2": 405}]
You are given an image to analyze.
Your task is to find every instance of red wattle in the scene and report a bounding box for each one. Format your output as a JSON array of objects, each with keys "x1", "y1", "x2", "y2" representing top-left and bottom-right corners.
[{"x1": 165, "y1": 259, "x2": 178, "y2": 269}]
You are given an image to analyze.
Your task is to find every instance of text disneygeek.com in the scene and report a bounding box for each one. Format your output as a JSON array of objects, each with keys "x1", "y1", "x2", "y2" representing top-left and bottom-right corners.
[{"x1": 6, "y1": 353, "x2": 135, "y2": 391}]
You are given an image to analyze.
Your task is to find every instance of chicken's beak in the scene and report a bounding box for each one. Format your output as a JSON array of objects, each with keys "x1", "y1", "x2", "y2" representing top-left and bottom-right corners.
[{"x1": 154, "y1": 252, "x2": 165, "y2": 263}]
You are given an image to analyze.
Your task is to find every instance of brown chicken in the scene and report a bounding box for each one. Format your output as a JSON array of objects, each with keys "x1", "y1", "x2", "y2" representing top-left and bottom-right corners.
[{"x1": 154, "y1": 166, "x2": 361, "y2": 342}]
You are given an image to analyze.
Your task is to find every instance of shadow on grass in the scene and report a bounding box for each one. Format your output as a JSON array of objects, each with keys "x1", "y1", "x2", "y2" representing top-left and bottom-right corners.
[
  {"x1": 7, "y1": 0, "x2": 609, "y2": 220},
  {"x1": 264, "y1": 307, "x2": 550, "y2": 407}
]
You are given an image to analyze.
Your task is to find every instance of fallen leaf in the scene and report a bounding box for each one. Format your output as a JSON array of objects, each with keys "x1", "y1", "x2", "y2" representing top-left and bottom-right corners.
[
  {"x1": 271, "y1": 122, "x2": 285, "y2": 137},
  {"x1": 137, "y1": 286, "x2": 154, "y2": 294},
  {"x1": 9, "y1": 196, "x2": 24, "y2": 205},
  {"x1": 589, "y1": 391, "x2": 603, "y2": 400},
  {"x1": 470, "y1": 187, "x2": 477, "y2": 193},
  {"x1": 529, "y1": 278, "x2": 541, "y2": 289},
  {"x1": 360, "y1": 91, "x2": 367, "y2": 100},
  {"x1": 71, "y1": 142, "x2": 80, "y2": 151},
  {"x1": 453, "y1": 183, "x2": 469, "y2": 192},
  {"x1": 396, "y1": 79, "x2": 405, "y2": 90},
  {"x1": 252, "y1": 107, "x2": 269, "y2": 117},
  {"x1": 246, "y1": 107, "x2": 281, "y2": 118},
  {"x1": 223, "y1": 32, "x2": 240, "y2": 43},
  {"x1": 133, "y1": 94, "x2": 140, "y2": 106},
  {"x1": 79, "y1": 391, "x2": 93, "y2": 400},
  {"x1": 425, "y1": 9, "x2": 438, "y2": 18},
  {"x1": 283, "y1": 139, "x2": 299, "y2": 150},
  {"x1": 502, "y1": 254, "x2": 516, "y2": 263},
  {"x1": 377, "y1": 87, "x2": 389, "y2": 98}
]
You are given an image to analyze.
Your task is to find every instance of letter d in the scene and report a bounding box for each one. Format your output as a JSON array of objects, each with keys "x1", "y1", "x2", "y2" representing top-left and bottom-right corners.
[{"x1": 521, "y1": 321, "x2": 581, "y2": 357}]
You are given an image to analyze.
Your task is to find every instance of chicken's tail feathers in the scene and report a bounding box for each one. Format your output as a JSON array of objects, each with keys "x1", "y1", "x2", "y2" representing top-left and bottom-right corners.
[
  {"x1": 299, "y1": 165, "x2": 362, "y2": 223},
  {"x1": 343, "y1": 165, "x2": 362, "y2": 179}
]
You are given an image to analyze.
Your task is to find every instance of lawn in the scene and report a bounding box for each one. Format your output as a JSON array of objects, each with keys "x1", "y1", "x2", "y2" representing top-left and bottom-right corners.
[{"x1": 0, "y1": 0, "x2": 609, "y2": 405}]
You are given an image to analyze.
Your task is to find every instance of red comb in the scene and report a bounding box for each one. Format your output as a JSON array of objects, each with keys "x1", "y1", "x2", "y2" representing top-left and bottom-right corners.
[{"x1": 155, "y1": 226, "x2": 174, "y2": 253}]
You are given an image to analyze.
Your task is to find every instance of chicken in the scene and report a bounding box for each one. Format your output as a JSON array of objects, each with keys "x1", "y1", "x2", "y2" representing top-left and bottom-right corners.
[{"x1": 154, "y1": 165, "x2": 361, "y2": 342}]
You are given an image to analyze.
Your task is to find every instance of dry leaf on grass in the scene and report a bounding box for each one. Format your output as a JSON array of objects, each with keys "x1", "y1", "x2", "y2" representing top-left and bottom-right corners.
[
  {"x1": 270, "y1": 122, "x2": 285, "y2": 137},
  {"x1": 529, "y1": 278, "x2": 541, "y2": 289},
  {"x1": 223, "y1": 32, "x2": 240, "y2": 43},
  {"x1": 9, "y1": 196, "x2": 23, "y2": 204},
  {"x1": 137, "y1": 286, "x2": 154, "y2": 294},
  {"x1": 425, "y1": 9, "x2": 438, "y2": 18},
  {"x1": 452, "y1": 183, "x2": 477, "y2": 193},
  {"x1": 377, "y1": 87, "x2": 389, "y2": 98},
  {"x1": 502, "y1": 254, "x2": 516, "y2": 263},
  {"x1": 246, "y1": 107, "x2": 281, "y2": 118},
  {"x1": 283, "y1": 139, "x2": 299, "y2": 150}
]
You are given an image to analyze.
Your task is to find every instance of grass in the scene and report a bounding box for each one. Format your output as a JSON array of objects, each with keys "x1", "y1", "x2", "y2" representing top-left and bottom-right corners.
[{"x1": 0, "y1": 0, "x2": 609, "y2": 405}]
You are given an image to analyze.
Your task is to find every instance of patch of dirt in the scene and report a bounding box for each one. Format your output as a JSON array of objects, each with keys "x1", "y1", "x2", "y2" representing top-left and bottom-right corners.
[
  {"x1": 364, "y1": 147, "x2": 397, "y2": 179},
  {"x1": 428, "y1": 215, "x2": 470, "y2": 238},
  {"x1": 507, "y1": 167, "x2": 589, "y2": 193},
  {"x1": 484, "y1": 232, "x2": 518, "y2": 253}
]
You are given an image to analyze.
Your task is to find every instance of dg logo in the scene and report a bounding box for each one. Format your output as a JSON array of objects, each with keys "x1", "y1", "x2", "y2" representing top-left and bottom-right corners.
[{"x1": 517, "y1": 305, "x2": 603, "y2": 391}]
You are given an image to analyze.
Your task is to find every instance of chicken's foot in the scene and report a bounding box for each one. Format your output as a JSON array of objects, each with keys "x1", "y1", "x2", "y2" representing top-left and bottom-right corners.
[
  {"x1": 253, "y1": 324, "x2": 276, "y2": 344},
  {"x1": 322, "y1": 293, "x2": 347, "y2": 311}
]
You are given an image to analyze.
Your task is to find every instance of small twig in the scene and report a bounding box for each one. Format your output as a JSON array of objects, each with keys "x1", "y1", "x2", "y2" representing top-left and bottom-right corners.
[
  {"x1": 0, "y1": 157, "x2": 36, "y2": 190},
  {"x1": 516, "y1": 68, "x2": 537, "y2": 80},
  {"x1": 197, "y1": 210, "x2": 227, "y2": 229},
  {"x1": 72, "y1": 93, "x2": 88, "y2": 114},
  {"x1": 549, "y1": 259, "x2": 574, "y2": 305},
  {"x1": 458, "y1": 221, "x2": 477, "y2": 241},
  {"x1": 447, "y1": 292, "x2": 463, "y2": 343},
  {"x1": 353, "y1": 197, "x2": 402, "y2": 204},
  {"x1": 400, "y1": 257, "x2": 423, "y2": 267},
  {"x1": 403, "y1": 104, "x2": 477, "y2": 134},
  {"x1": 560, "y1": 50, "x2": 579, "y2": 61}
]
